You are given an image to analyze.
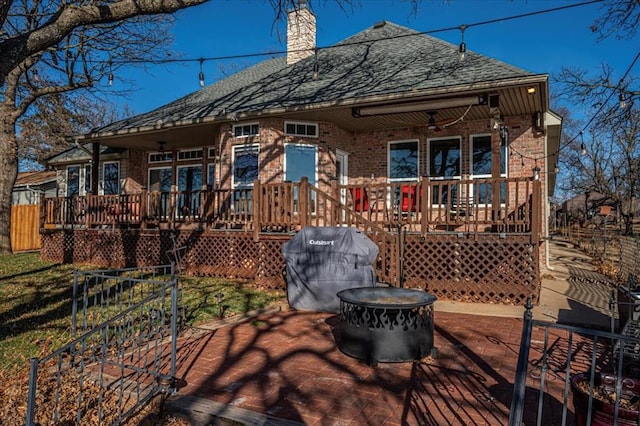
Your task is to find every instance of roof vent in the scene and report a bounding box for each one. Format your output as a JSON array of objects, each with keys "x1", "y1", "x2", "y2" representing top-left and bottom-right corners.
[{"x1": 373, "y1": 21, "x2": 386, "y2": 29}]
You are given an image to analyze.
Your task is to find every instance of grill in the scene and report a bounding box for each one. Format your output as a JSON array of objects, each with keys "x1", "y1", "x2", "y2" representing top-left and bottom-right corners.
[{"x1": 336, "y1": 287, "x2": 436, "y2": 366}]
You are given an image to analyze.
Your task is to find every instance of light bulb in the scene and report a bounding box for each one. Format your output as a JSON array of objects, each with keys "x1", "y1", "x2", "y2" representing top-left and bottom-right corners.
[
  {"x1": 459, "y1": 42, "x2": 466, "y2": 61},
  {"x1": 198, "y1": 58, "x2": 205, "y2": 87}
]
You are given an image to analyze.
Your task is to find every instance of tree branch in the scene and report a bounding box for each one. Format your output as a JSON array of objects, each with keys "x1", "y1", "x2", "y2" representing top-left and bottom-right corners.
[{"x1": 0, "y1": 0, "x2": 209, "y2": 83}]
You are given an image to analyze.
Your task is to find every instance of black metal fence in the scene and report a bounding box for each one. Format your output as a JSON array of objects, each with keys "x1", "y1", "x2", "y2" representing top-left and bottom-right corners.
[
  {"x1": 509, "y1": 298, "x2": 640, "y2": 426},
  {"x1": 25, "y1": 265, "x2": 180, "y2": 425}
]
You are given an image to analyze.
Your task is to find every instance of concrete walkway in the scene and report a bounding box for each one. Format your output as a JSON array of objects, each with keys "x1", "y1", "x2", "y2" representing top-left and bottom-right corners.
[{"x1": 435, "y1": 238, "x2": 614, "y2": 330}]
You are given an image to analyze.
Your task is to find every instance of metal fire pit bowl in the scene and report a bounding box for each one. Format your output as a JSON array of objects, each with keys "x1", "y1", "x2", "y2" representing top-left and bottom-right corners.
[{"x1": 336, "y1": 287, "x2": 436, "y2": 366}]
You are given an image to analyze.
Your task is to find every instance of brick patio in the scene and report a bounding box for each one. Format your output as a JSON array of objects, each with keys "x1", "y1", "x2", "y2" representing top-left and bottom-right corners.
[
  {"x1": 165, "y1": 308, "x2": 592, "y2": 425},
  {"x1": 159, "y1": 239, "x2": 617, "y2": 425}
]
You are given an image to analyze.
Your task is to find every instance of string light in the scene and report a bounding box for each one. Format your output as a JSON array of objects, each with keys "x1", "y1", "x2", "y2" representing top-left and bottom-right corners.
[
  {"x1": 108, "y1": 60, "x2": 113, "y2": 86},
  {"x1": 198, "y1": 58, "x2": 205, "y2": 87},
  {"x1": 619, "y1": 91, "x2": 627, "y2": 109},
  {"x1": 312, "y1": 48, "x2": 319, "y2": 80},
  {"x1": 458, "y1": 25, "x2": 466, "y2": 61},
  {"x1": 554, "y1": 163, "x2": 560, "y2": 173},
  {"x1": 580, "y1": 131, "x2": 586, "y2": 155}
]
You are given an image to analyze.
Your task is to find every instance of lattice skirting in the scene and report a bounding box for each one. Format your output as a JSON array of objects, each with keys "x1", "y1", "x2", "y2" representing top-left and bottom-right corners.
[
  {"x1": 395, "y1": 234, "x2": 540, "y2": 305},
  {"x1": 40, "y1": 229, "x2": 540, "y2": 304}
]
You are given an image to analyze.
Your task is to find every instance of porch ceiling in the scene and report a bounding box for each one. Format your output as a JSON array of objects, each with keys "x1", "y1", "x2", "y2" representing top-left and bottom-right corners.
[
  {"x1": 87, "y1": 122, "x2": 224, "y2": 151},
  {"x1": 283, "y1": 84, "x2": 546, "y2": 132}
]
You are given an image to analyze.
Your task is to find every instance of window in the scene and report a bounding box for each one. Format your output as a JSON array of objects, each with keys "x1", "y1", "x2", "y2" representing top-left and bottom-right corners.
[
  {"x1": 67, "y1": 166, "x2": 80, "y2": 197},
  {"x1": 232, "y1": 144, "x2": 259, "y2": 187},
  {"x1": 284, "y1": 121, "x2": 318, "y2": 137},
  {"x1": 84, "y1": 165, "x2": 92, "y2": 194},
  {"x1": 208, "y1": 163, "x2": 215, "y2": 187},
  {"x1": 388, "y1": 140, "x2": 418, "y2": 181},
  {"x1": 208, "y1": 147, "x2": 216, "y2": 159},
  {"x1": 103, "y1": 162, "x2": 120, "y2": 195},
  {"x1": 471, "y1": 134, "x2": 507, "y2": 204},
  {"x1": 148, "y1": 167, "x2": 172, "y2": 192},
  {"x1": 429, "y1": 138, "x2": 461, "y2": 179},
  {"x1": 285, "y1": 144, "x2": 317, "y2": 213},
  {"x1": 177, "y1": 165, "x2": 202, "y2": 216},
  {"x1": 428, "y1": 137, "x2": 461, "y2": 205},
  {"x1": 233, "y1": 123, "x2": 259, "y2": 138},
  {"x1": 149, "y1": 152, "x2": 173, "y2": 163},
  {"x1": 148, "y1": 167, "x2": 172, "y2": 219},
  {"x1": 178, "y1": 149, "x2": 203, "y2": 161},
  {"x1": 284, "y1": 144, "x2": 317, "y2": 184}
]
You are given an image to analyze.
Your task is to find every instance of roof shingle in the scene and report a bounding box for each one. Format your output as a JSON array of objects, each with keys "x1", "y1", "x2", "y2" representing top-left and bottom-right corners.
[{"x1": 94, "y1": 21, "x2": 534, "y2": 134}]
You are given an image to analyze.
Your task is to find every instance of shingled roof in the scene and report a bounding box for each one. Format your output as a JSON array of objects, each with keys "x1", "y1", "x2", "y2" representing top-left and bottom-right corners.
[{"x1": 94, "y1": 21, "x2": 537, "y2": 134}]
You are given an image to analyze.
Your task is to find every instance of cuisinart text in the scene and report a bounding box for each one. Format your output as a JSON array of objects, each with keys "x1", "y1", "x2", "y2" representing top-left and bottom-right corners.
[{"x1": 309, "y1": 240, "x2": 335, "y2": 246}]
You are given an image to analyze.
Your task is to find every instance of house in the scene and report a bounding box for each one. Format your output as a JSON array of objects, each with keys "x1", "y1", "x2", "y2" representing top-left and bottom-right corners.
[
  {"x1": 11, "y1": 170, "x2": 56, "y2": 252},
  {"x1": 12, "y1": 170, "x2": 57, "y2": 205},
  {"x1": 40, "y1": 2, "x2": 562, "y2": 306}
]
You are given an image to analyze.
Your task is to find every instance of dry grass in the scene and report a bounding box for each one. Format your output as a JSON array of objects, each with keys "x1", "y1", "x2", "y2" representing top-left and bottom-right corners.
[{"x1": 0, "y1": 252, "x2": 286, "y2": 425}]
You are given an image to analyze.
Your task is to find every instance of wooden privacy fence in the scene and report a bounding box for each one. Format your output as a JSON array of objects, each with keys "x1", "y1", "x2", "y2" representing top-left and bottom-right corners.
[{"x1": 11, "y1": 204, "x2": 41, "y2": 252}]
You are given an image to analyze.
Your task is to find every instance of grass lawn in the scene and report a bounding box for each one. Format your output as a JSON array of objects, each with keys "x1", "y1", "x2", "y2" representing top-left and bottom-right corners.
[{"x1": 0, "y1": 252, "x2": 286, "y2": 375}]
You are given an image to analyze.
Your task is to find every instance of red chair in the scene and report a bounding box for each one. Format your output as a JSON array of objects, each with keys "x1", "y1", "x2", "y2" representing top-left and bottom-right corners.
[
  {"x1": 400, "y1": 184, "x2": 419, "y2": 213},
  {"x1": 349, "y1": 187, "x2": 370, "y2": 212}
]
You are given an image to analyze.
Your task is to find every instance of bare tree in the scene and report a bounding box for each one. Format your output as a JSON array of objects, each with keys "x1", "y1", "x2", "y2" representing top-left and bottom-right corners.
[
  {"x1": 18, "y1": 94, "x2": 135, "y2": 169},
  {"x1": 555, "y1": 65, "x2": 640, "y2": 235},
  {"x1": 0, "y1": 0, "x2": 213, "y2": 254}
]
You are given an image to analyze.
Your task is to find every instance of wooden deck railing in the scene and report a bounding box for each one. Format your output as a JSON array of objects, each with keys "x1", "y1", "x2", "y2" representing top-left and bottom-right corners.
[{"x1": 42, "y1": 176, "x2": 541, "y2": 241}]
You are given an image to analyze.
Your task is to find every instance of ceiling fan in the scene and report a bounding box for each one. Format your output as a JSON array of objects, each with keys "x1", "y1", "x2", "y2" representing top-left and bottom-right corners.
[{"x1": 426, "y1": 111, "x2": 453, "y2": 132}]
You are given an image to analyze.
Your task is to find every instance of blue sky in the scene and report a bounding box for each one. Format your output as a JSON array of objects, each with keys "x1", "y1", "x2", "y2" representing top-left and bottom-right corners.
[{"x1": 110, "y1": 0, "x2": 636, "y2": 116}]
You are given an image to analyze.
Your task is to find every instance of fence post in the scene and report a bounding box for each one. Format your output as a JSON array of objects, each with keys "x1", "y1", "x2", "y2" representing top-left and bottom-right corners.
[
  {"x1": 169, "y1": 275, "x2": 178, "y2": 391},
  {"x1": 508, "y1": 297, "x2": 533, "y2": 426},
  {"x1": 25, "y1": 357, "x2": 39, "y2": 426},
  {"x1": 71, "y1": 270, "x2": 79, "y2": 338}
]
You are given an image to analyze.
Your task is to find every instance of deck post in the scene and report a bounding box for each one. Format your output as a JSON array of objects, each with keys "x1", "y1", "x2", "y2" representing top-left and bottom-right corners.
[
  {"x1": 330, "y1": 177, "x2": 338, "y2": 226},
  {"x1": 140, "y1": 188, "x2": 148, "y2": 230},
  {"x1": 85, "y1": 194, "x2": 92, "y2": 228},
  {"x1": 299, "y1": 177, "x2": 308, "y2": 228},
  {"x1": 253, "y1": 180, "x2": 261, "y2": 241},
  {"x1": 420, "y1": 176, "x2": 428, "y2": 233},
  {"x1": 531, "y1": 180, "x2": 541, "y2": 244}
]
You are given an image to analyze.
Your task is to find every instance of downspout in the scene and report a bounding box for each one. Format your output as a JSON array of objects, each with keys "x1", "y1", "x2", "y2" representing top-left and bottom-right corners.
[{"x1": 543, "y1": 125, "x2": 554, "y2": 271}]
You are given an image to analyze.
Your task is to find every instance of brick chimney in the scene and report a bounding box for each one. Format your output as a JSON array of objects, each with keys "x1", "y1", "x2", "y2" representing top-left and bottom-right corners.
[{"x1": 287, "y1": 0, "x2": 316, "y2": 65}]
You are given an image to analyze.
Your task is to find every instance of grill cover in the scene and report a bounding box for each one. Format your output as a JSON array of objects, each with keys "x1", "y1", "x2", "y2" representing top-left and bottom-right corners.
[{"x1": 281, "y1": 226, "x2": 379, "y2": 313}]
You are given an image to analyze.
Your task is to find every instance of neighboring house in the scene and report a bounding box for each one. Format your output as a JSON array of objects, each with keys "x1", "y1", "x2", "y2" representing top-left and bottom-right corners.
[
  {"x1": 11, "y1": 170, "x2": 56, "y2": 252},
  {"x1": 40, "y1": 3, "x2": 562, "y2": 306},
  {"x1": 12, "y1": 170, "x2": 56, "y2": 205},
  {"x1": 45, "y1": 144, "x2": 139, "y2": 197}
]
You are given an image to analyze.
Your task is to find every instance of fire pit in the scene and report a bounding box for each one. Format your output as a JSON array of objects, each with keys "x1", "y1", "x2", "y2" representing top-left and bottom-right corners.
[{"x1": 336, "y1": 287, "x2": 436, "y2": 366}]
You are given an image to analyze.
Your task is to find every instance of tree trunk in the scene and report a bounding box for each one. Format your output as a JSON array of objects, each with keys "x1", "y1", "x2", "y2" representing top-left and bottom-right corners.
[{"x1": 0, "y1": 109, "x2": 18, "y2": 254}]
